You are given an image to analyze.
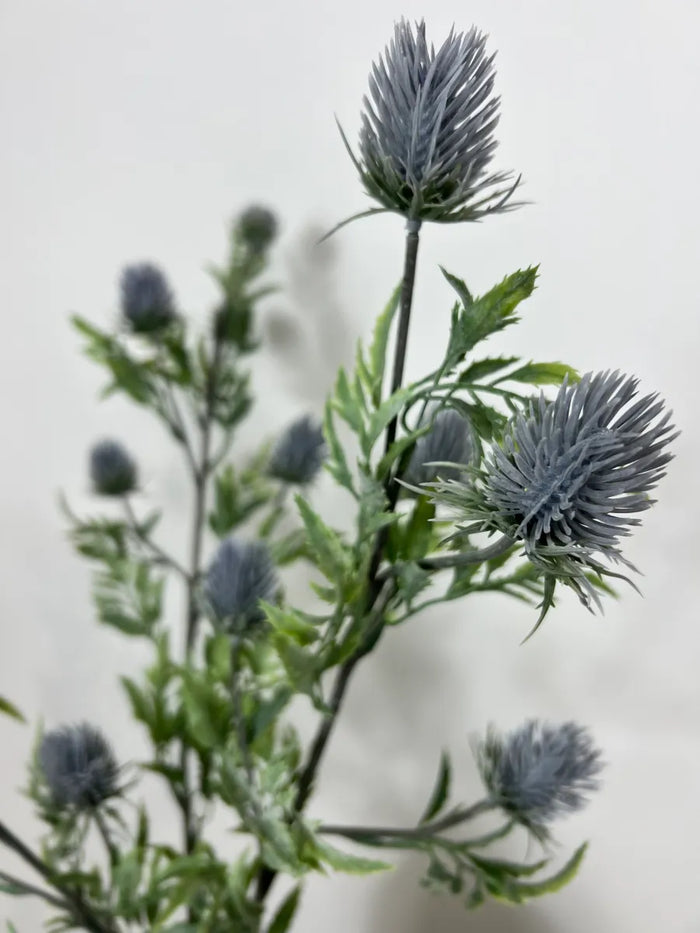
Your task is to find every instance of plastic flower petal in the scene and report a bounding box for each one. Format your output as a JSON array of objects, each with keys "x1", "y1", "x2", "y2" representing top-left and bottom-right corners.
[
  {"x1": 39, "y1": 723, "x2": 120, "y2": 809},
  {"x1": 351, "y1": 18, "x2": 520, "y2": 223}
]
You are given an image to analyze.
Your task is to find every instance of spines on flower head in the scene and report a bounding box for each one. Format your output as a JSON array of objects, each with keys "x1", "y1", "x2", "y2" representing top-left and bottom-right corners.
[
  {"x1": 352, "y1": 18, "x2": 520, "y2": 223},
  {"x1": 235, "y1": 205, "x2": 279, "y2": 254},
  {"x1": 405, "y1": 408, "x2": 477, "y2": 487},
  {"x1": 39, "y1": 723, "x2": 120, "y2": 809},
  {"x1": 477, "y1": 720, "x2": 603, "y2": 838},
  {"x1": 120, "y1": 262, "x2": 176, "y2": 333},
  {"x1": 428, "y1": 371, "x2": 677, "y2": 608},
  {"x1": 268, "y1": 416, "x2": 327, "y2": 485},
  {"x1": 204, "y1": 537, "x2": 279, "y2": 634},
  {"x1": 89, "y1": 439, "x2": 138, "y2": 496}
]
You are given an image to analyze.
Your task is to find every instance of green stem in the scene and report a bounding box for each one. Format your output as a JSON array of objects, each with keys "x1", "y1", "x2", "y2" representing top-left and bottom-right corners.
[
  {"x1": 418, "y1": 534, "x2": 515, "y2": 571},
  {"x1": 319, "y1": 799, "x2": 494, "y2": 845},
  {"x1": 254, "y1": 221, "x2": 422, "y2": 905},
  {"x1": 0, "y1": 820, "x2": 116, "y2": 933}
]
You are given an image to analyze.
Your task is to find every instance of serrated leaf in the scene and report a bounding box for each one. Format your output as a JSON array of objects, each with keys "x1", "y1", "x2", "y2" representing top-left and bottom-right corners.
[
  {"x1": 493, "y1": 360, "x2": 579, "y2": 387},
  {"x1": 0, "y1": 696, "x2": 25, "y2": 723},
  {"x1": 262, "y1": 603, "x2": 319, "y2": 645},
  {"x1": 459, "y1": 356, "x2": 520, "y2": 383},
  {"x1": 367, "y1": 283, "x2": 402, "y2": 406},
  {"x1": 332, "y1": 367, "x2": 365, "y2": 433},
  {"x1": 313, "y1": 838, "x2": 393, "y2": 875},
  {"x1": 267, "y1": 885, "x2": 301, "y2": 933},
  {"x1": 323, "y1": 401, "x2": 356, "y2": 497},
  {"x1": 445, "y1": 267, "x2": 538, "y2": 365},
  {"x1": 440, "y1": 267, "x2": 474, "y2": 307},
  {"x1": 364, "y1": 386, "x2": 414, "y2": 455},
  {"x1": 419, "y1": 751, "x2": 451, "y2": 824},
  {"x1": 295, "y1": 496, "x2": 351, "y2": 585}
]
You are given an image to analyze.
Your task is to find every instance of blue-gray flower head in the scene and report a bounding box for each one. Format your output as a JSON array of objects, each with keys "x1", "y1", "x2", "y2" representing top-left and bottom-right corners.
[
  {"x1": 353, "y1": 18, "x2": 520, "y2": 223},
  {"x1": 204, "y1": 537, "x2": 279, "y2": 633},
  {"x1": 39, "y1": 723, "x2": 120, "y2": 809},
  {"x1": 269, "y1": 416, "x2": 327, "y2": 485},
  {"x1": 89, "y1": 439, "x2": 137, "y2": 496},
  {"x1": 477, "y1": 720, "x2": 603, "y2": 837},
  {"x1": 405, "y1": 408, "x2": 477, "y2": 486},
  {"x1": 235, "y1": 205, "x2": 278, "y2": 254},
  {"x1": 120, "y1": 263, "x2": 176, "y2": 332},
  {"x1": 430, "y1": 371, "x2": 676, "y2": 607}
]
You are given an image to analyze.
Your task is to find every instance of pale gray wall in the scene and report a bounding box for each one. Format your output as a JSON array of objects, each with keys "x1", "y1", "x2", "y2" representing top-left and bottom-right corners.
[{"x1": 1, "y1": 1, "x2": 699, "y2": 930}]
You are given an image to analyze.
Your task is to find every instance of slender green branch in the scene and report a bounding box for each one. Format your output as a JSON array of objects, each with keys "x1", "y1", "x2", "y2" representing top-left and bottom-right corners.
[
  {"x1": 160, "y1": 382, "x2": 199, "y2": 478},
  {"x1": 320, "y1": 799, "x2": 494, "y2": 844},
  {"x1": 0, "y1": 820, "x2": 116, "y2": 933},
  {"x1": 92, "y1": 810, "x2": 118, "y2": 868},
  {"x1": 0, "y1": 869, "x2": 69, "y2": 910},
  {"x1": 123, "y1": 498, "x2": 190, "y2": 581}
]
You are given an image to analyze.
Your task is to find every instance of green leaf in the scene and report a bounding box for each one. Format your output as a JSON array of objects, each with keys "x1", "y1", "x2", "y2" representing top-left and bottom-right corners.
[
  {"x1": 364, "y1": 386, "x2": 414, "y2": 456},
  {"x1": 0, "y1": 696, "x2": 25, "y2": 723},
  {"x1": 331, "y1": 367, "x2": 365, "y2": 434},
  {"x1": 440, "y1": 267, "x2": 474, "y2": 307},
  {"x1": 493, "y1": 360, "x2": 579, "y2": 387},
  {"x1": 444, "y1": 267, "x2": 538, "y2": 366},
  {"x1": 295, "y1": 496, "x2": 351, "y2": 585},
  {"x1": 267, "y1": 885, "x2": 302, "y2": 933},
  {"x1": 262, "y1": 603, "x2": 320, "y2": 646},
  {"x1": 313, "y1": 838, "x2": 392, "y2": 875},
  {"x1": 322, "y1": 402, "x2": 357, "y2": 497},
  {"x1": 273, "y1": 635, "x2": 319, "y2": 698},
  {"x1": 480, "y1": 843, "x2": 588, "y2": 903},
  {"x1": 367, "y1": 283, "x2": 401, "y2": 406},
  {"x1": 459, "y1": 356, "x2": 520, "y2": 383},
  {"x1": 419, "y1": 751, "x2": 451, "y2": 824}
]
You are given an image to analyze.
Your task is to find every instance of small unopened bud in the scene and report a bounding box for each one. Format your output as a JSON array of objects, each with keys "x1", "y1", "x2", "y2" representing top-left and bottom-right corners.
[
  {"x1": 269, "y1": 416, "x2": 326, "y2": 485},
  {"x1": 89, "y1": 439, "x2": 137, "y2": 496},
  {"x1": 120, "y1": 263, "x2": 176, "y2": 333},
  {"x1": 235, "y1": 205, "x2": 278, "y2": 254}
]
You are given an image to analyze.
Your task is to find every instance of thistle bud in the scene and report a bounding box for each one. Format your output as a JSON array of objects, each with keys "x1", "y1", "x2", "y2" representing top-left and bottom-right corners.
[
  {"x1": 354, "y1": 19, "x2": 519, "y2": 223},
  {"x1": 235, "y1": 205, "x2": 278, "y2": 254},
  {"x1": 39, "y1": 723, "x2": 120, "y2": 809},
  {"x1": 204, "y1": 537, "x2": 279, "y2": 634},
  {"x1": 89, "y1": 439, "x2": 137, "y2": 496},
  {"x1": 477, "y1": 720, "x2": 603, "y2": 837},
  {"x1": 405, "y1": 408, "x2": 477, "y2": 486},
  {"x1": 268, "y1": 416, "x2": 326, "y2": 485},
  {"x1": 120, "y1": 262, "x2": 176, "y2": 333}
]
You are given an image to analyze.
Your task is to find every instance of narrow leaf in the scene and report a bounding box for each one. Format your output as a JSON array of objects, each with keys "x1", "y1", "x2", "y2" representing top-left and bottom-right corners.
[
  {"x1": 267, "y1": 885, "x2": 301, "y2": 933},
  {"x1": 0, "y1": 696, "x2": 25, "y2": 723},
  {"x1": 419, "y1": 751, "x2": 451, "y2": 824}
]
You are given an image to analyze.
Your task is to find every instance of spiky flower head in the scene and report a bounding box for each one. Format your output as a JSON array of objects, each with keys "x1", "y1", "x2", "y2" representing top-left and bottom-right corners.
[
  {"x1": 89, "y1": 439, "x2": 137, "y2": 496},
  {"x1": 405, "y1": 408, "x2": 477, "y2": 486},
  {"x1": 352, "y1": 18, "x2": 519, "y2": 224},
  {"x1": 477, "y1": 720, "x2": 603, "y2": 837},
  {"x1": 268, "y1": 416, "x2": 327, "y2": 485},
  {"x1": 430, "y1": 371, "x2": 676, "y2": 608},
  {"x1": 204, "y1": 537, "x2": 279, "y2": 634},
  {"x1": 120, "y1": 262, "x2": 176, "y2": 332},
  {"x1": 39, "y1": 723, "x2": 120, "y2": 809},
  {"x1": 235, "y1": 205, "x2": 278, "y2": 254}
]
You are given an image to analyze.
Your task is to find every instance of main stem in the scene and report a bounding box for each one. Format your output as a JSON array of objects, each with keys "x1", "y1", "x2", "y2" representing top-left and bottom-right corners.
[
  {"x1": 180, "y1": 333, "x2": 223, "y2": 857},
  {"x1": 255, "y1": 220, "x2": 422, "y2": 904}
]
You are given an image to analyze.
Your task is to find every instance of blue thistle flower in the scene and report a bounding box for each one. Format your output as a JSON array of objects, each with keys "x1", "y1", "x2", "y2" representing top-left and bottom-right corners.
[
  {"x1": 428, "y1": 371, "x2": 676, "y2": 608},
  {"x1": 39, "y1": 723, "x2": 120, "y2": 809},
  {"x1": 405, "y1": 408, "x2": 477, "y2": 486},
  {"x1": 120, "y1": 263, "x2": 176, "y2": 332},
  {"x1": 89, "y1": 439, "x2": 137, "y2": 496},
  {"x1": 235, "y1": 205, "x2": 278, "y2": 254},
  {"x1": 268, "y1": 416, "x2": 327, "y2": 485},
  {"x1": 349, "y1": 18, "x2": 520, "y2": 223},
  {"x1": 204, "y1": 537, "x2": 279, "y2": 633},
  {"x1": 477, "y1": 720, "x2": 603, "y2": 837}
]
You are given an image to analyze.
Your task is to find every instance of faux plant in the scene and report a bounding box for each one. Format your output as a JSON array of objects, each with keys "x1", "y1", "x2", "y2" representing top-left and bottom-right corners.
[{"x1": 0, "y1": 18, "x2": 676, "y2": 932}]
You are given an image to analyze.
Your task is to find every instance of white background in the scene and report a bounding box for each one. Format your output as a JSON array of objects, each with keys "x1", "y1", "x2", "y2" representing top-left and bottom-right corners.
[{"x1": 1, "y1": 1, "x2": 699, "y2": 930}]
